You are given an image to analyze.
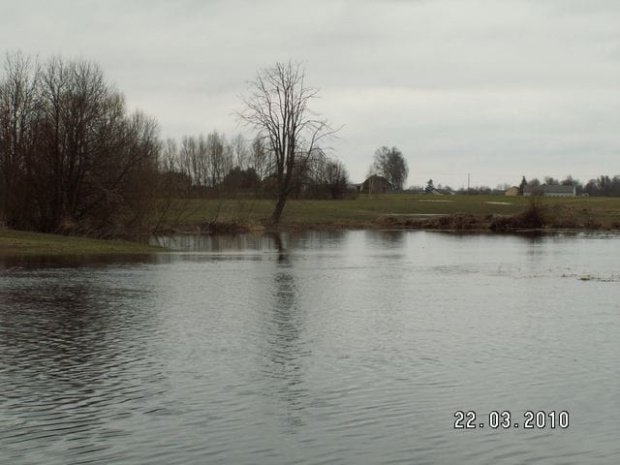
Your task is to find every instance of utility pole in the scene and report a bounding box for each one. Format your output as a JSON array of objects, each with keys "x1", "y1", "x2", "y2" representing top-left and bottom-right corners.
[{"x1": 467, "y1": 173, "x2": 471, "y2": 195}]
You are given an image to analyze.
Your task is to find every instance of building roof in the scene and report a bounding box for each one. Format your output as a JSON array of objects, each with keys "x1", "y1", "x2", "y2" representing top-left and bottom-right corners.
[{"x1": 362, "y1": 175, "x2": 392, "y2": 186}]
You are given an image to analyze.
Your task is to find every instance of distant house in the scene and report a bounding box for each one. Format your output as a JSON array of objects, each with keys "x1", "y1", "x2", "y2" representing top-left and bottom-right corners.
[
  {"x1": 505, "y1": 186, "x2": 520, "y2": 196},
  {"x1": 362, "y1": 175, "x2": 392, "y2": 194},
  {"x1": 348, "y1": 182, "x2": 364, "y2": 193},
  {"x1": 523, "y1": 184, "x2": 576, "y2": 197}
]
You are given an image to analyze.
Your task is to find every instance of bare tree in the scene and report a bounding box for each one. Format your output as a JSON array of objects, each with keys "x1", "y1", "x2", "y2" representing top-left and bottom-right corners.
[
  {"x1": 373, "y1": 146, "x2": 409, "y2": 191},
  {"x1": 249, "y1": 134, "x2": 271, "y2": 181},
  {"x1": 179, "y1": 136, "x2": 199, "y2": 186},
  {"x1": 0, "y1": 52, "x2": 41, "y2": 223},
  {"x1": 0, "y1": 53, "x2": 161, "y2": 237},
  {"x1": 365, "y1": 165, "x2": 378, "y2": 197},
  {"x1": 321, "y1": 159, "x2": 349, "y2": 199},
  {"x1": 230, "y1": 133, "x2": 249, "y2": 170},
  {"x1": 205, "y1": 130, "x2": 232, "y2": 190},
  {"x1": 238, "y1": 61, "x2": 338, "y2": 223}
]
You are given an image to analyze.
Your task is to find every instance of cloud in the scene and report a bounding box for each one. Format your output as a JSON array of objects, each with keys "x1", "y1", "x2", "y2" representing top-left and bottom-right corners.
[{"x1": 1, "y1": 0, "x2": 618, "y2": 186}]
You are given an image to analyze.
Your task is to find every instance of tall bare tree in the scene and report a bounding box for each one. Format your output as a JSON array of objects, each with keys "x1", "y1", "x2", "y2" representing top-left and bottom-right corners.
[
  {"x1": 230, "y1": 133, "x2": 249, "y2": 170},
  {"x1": 238, "y1": 61, "x2": 337, "y2": 223},
  {"x1": 0, "y1": 52, "x2": 41, "y2": 224},
  {"x1": 205, "y1": 130, "x2": 231, "y2": 190}
]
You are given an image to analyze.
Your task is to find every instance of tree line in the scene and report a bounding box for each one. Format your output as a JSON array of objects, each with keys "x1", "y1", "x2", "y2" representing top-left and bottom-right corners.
[
  {"x1": 0, "y1": 55, "x2": 353, "y2": 235},
  {"x1": 159, "y1": 131, "x2": 351, "y2": 201},
  {"x1": 0, "y1": 53, "x2": 159, "y2": 236},
  {"x1": 407, "y1": 175, "x2": 620, "y2": 197},
  {"x1": 8, "y1": 52, "x2": 614, "y2": 238},
  {"x1": 522, "y1": 175, "x2": 620, "y2": 197}
]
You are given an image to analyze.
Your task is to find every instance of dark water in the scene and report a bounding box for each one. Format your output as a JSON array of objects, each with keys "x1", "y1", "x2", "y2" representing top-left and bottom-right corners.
[{"x1": 1, "y1": 231, "x2": 619, "y2": 464}]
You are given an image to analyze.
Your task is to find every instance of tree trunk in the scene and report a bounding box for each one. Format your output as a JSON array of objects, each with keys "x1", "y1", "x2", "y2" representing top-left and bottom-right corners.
[{"x1": 270, "y1": 192, "x2": 287, "y2": 224}]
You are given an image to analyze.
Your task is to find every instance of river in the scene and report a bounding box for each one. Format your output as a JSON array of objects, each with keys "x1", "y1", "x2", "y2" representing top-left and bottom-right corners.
[{"x1": 1, "y1": 230, "x2": 618, "y2": 464}]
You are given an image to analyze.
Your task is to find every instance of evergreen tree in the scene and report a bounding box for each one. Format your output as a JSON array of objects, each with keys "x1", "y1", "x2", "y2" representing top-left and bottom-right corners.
[{"x1": 518, "y1": 176, "x2": 527, "y2": 195}]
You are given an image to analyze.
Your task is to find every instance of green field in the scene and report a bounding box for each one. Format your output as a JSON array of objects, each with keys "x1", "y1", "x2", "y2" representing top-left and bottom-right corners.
[
  {"x1": 166, "y1": 194, "x2": 620, "y2": 229},
  {"x1": 0, "y1": 229, "x2": 164, "y2": 256}
]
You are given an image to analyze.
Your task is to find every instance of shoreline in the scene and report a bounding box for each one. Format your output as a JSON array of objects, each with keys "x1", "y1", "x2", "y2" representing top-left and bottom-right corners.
[
  {"x1": 0, "y1": 229, "x2": 165, "y2": 257},
  {"x1": 160, "y1": 211, "x2": 620, "y2": 235},
  {"x1": 3, "y1": 208, "x2": 619, "y2": 257}
]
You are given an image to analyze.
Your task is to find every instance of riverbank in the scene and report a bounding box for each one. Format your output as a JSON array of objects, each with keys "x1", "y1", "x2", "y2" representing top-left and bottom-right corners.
[
  {"x1": 0, "y1": 229, "x2": 165, "y2": 256},
  {"x1": 2, "y1": 195, "x2": 619, "y2": 255},
  {"x1": 162, "y1": 194, "x2": 620, "y2": 234}
]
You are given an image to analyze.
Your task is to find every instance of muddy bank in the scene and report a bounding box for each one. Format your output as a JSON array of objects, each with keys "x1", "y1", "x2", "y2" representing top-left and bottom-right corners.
[
  {"x1": 162, "y1": 209, "x2": 618, "y2": 236},
  {"x1": 376, "y1": 208, "x2": 614, "y2": 232}
]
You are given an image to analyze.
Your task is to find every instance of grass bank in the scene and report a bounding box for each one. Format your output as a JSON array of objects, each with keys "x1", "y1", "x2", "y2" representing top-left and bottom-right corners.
[
  {"x1": 0, "y1": 229, "x2": 165, "y2": 256},
  {"x1": 164, "y1": 194, "x2": 620, "y2": 232}
]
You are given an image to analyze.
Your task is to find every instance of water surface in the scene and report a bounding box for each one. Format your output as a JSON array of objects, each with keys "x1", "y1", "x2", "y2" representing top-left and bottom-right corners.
[{"x1": 1, "y1": 231, "x2": 618, "y2": 464}]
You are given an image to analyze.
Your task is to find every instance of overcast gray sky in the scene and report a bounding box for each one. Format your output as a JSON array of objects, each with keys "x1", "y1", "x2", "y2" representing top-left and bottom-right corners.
[{"x1": 1, "y1": 0, "x2": 618, "y2": 187}]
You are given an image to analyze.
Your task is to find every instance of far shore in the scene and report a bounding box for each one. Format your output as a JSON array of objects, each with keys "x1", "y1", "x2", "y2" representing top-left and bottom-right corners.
[
  {"x1": 162, "y1": 212, "x2": 620, "y2": 236},
  {"x1": 2, "y1": 194, "x2": 620, "y2": 256},
  {"x1": 158, "y1": 193, "x2": 620, "y2": 235}
]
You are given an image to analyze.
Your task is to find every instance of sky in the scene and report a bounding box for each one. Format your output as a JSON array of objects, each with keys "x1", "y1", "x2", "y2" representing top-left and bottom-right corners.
[{"x1": 1, "y1": 0, "x2": 618, "y2": 188}]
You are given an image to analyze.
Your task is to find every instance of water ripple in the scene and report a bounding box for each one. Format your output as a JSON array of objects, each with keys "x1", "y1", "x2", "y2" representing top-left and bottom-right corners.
[{"x1": 1, "y1": 231, "x2": 619, "y2": 464}]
